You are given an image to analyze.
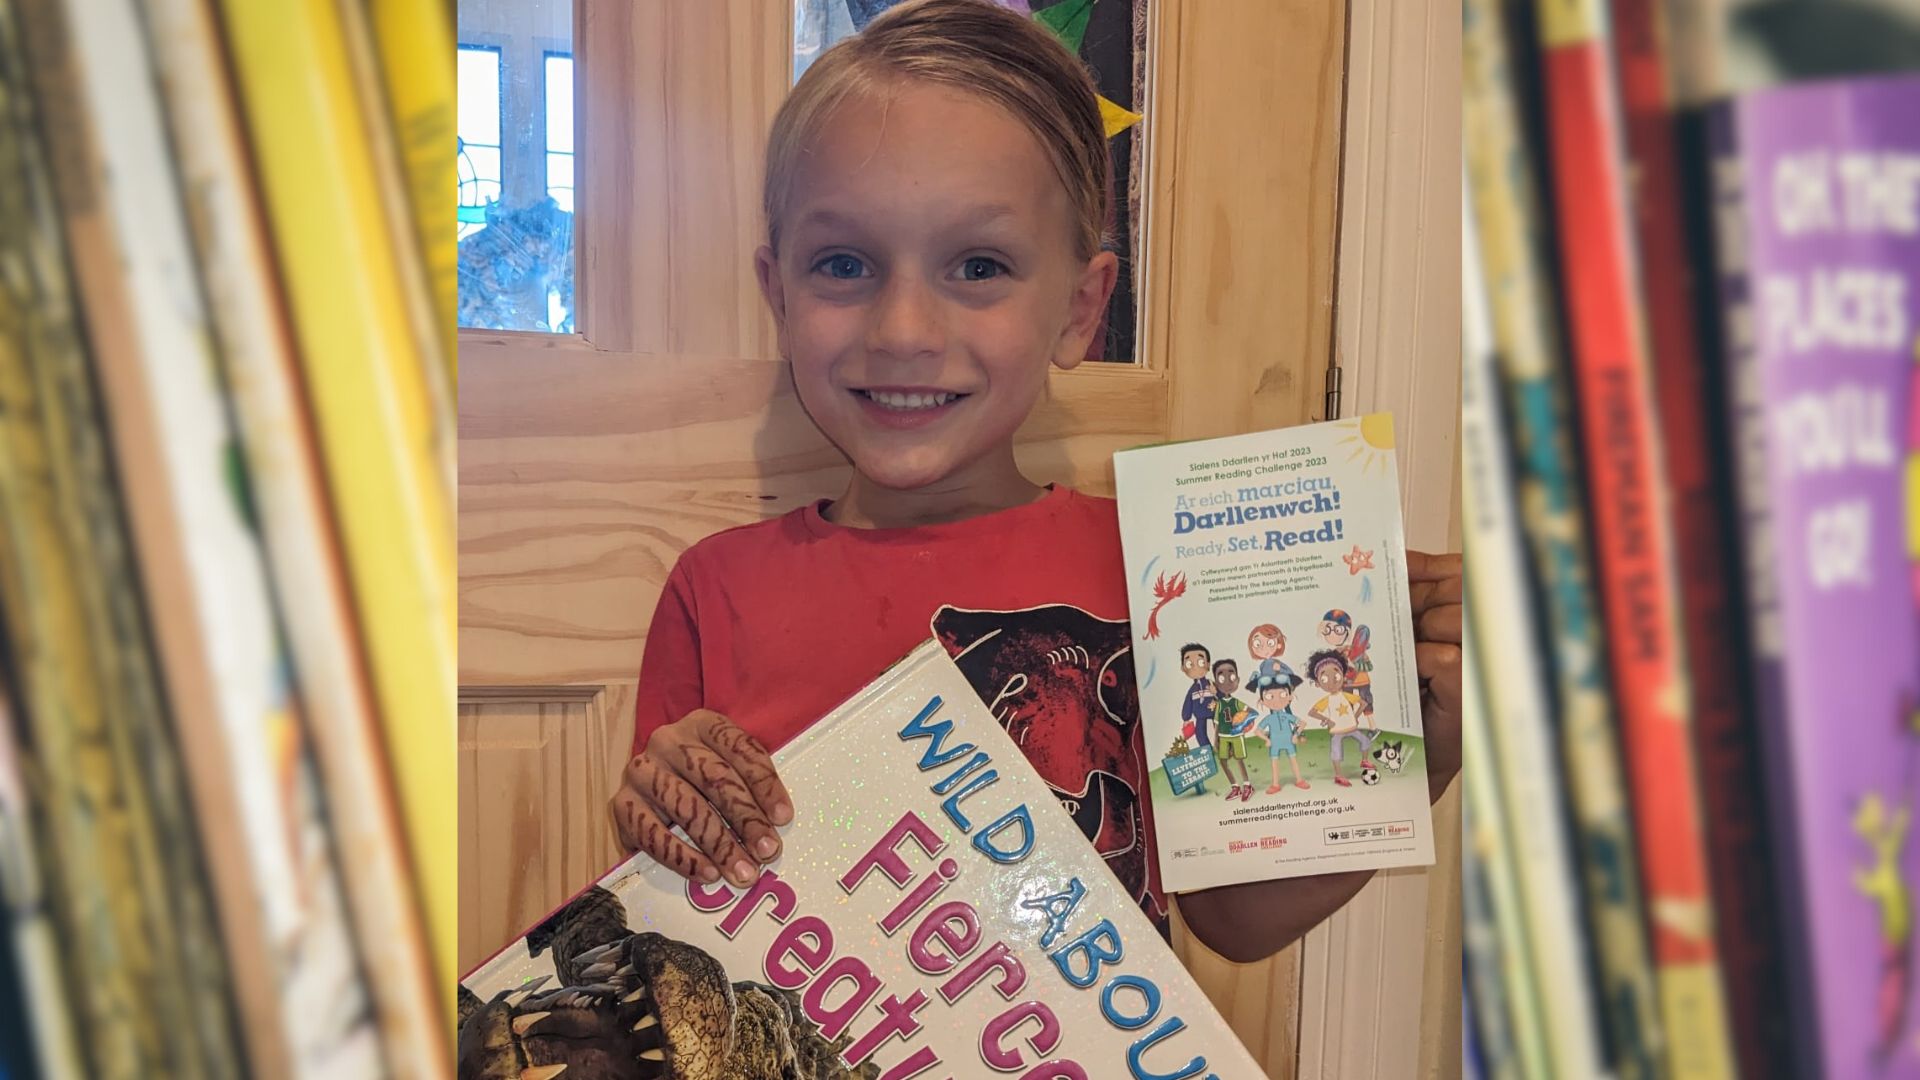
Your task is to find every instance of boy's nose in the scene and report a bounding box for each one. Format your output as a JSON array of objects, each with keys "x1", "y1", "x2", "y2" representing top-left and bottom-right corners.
[{"x1": 866, "y1": 276, "x2": 947, "y2": 361}]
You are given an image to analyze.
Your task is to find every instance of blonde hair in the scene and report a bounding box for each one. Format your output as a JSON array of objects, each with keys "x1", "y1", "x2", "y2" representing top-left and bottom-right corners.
[{"x1": 764, "y1": 0, "x2": 1111, "y2": 260}]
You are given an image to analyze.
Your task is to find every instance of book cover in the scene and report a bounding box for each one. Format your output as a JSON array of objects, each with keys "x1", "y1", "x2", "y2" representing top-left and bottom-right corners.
[
  {"x1": 459, "y1": 640, "x2": 1263, "y2": 1080},
  {"x1": 1109, "y1": 417, "x2": 1434, "y2": 894},
  {"x1": 1609, "y1": 2, "x2": 1789, "y2": 1075},
  {"x1": 1463, "y1": 0, "x2": 1663, "y2": 1067},
  {"x1": 1708, "y1": 72, "x2": 1920, "y2": 1078},
  {"x1": 1534, "y1": 0, "x2": 1737, "y2": 1073}
]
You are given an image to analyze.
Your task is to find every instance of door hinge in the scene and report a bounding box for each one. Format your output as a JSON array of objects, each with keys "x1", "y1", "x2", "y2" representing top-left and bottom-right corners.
[{"x1": 1320, "y1": 362, "x2": 1344, "y2": 422}]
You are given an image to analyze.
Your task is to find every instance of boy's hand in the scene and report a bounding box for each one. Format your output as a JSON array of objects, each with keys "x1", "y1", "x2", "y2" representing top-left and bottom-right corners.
[
  {"x1": 608, "y1": 709, "x2": 794, "y2": 888},
  {"x1": 1407, "y1": 550, "x2": 1462, "y2": 796}
]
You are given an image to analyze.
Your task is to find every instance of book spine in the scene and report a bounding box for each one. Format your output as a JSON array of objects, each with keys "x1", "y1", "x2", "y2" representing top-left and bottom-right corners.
[
  {"x1": 1462, "y1": 630, "x2": 1552, "y2": 1080},
  {"x1": 367, "y1": 0, "x2": 457, "y2": 371},
  {"x1": 213, "y1": 0, "x2": 459, "y2": 1011},
  {"x1": 1532, "y1": 1, "x2": 1736, "y2": 1075},
  {"x1": 0, "y1": 3, "x2": 246, "y2": 1074},
  {"x1": 138, "y1": 0, "x2": 449, "y2": 1069},
  {"x1": 1699, "y1": 95, "x2": 1816, "y2": 1080},
  {"x1": 0, "y1": 667, "x2": 84, "y2": 1077},
  {"x1": 1463, "y1": 0, "x2": 1664, "y2": 1071},
  {"x1": 1607, "y1": 3, "x2": 1789, "y2": 1077},
  {"x1": 1463, "y1": 175, "x2": 1610, "y2": 1078}
]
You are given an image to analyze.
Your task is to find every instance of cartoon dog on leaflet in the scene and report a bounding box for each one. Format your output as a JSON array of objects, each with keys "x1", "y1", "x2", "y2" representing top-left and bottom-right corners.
[
  {"x1": 1176, "y1": 643, "x2": 1218, "y2": 795},
  {"x1": 1307, "y1": 649, "x2": 1376, "y2": 787}
]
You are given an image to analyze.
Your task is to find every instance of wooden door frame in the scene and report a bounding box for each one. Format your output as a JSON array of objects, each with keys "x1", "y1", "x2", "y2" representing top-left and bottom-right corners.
[{"x1": 459, "y1": 1, "x2": 1379, "y2": 1073}]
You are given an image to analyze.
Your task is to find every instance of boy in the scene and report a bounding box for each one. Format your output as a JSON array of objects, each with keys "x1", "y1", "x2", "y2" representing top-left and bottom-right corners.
[
  {"x1": 1178, "y1": 643, "x2": 1218, "y2": 795},
  {"x1": 1211, "y1": 659, "x2": 1255, "y2": 802},
  {"x1": 608, "y1": 0, "x2": 1463, "y2": 965}
]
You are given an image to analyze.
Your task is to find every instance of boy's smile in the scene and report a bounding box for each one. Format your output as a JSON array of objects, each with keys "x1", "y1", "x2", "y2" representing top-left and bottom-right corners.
[
  {"x1": 1181, "y1": 651, "x2": 1210, "y2": 680},
  {"x1": 756, "y1": 82, "x2": 1116, "y2": 499},
  {"x1": 1319, "y1": 621, "x2": 1349, "y2": 648},
  {"x1": 1212, "y1": 665, "x2": 1239, "y2": 697}
]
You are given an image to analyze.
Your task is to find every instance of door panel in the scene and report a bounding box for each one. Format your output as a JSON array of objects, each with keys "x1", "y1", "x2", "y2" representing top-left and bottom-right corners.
[{"x1": 460, "y1": 1, "x2": 1358, "y2": 1072}]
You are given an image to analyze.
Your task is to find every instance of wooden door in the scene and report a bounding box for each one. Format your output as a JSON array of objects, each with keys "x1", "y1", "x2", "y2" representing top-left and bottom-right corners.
[{"x1": 458, "y1": 1, "x2": 1452, "y2": 1074}]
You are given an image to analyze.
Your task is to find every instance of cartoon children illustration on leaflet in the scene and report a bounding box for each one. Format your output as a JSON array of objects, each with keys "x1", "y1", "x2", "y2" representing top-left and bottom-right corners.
[
  {"x1": 1319, "y1": 609, "x2": 1374, "y2": 716},
  {"x1": 1250, "y1": 662, "x2": 1308, "y2": 794},
  {"x1": 1307, "y1": 649, "x2": 1376, "y2": 787},
  {"x1": 1211, "y1": 658, "x2": 1257, "y2": 802},
  {"x1": 1248, "y1": 623, "x2": 1287, "y2": 682},
  {"x1": 1176, "y1": 643, "x2": 1218, "y2": 796}
]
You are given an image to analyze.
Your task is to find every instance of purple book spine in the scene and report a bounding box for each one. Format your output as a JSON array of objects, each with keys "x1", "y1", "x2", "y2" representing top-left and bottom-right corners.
[{"x1": 1718, "y1": 75, "x2": 1920, "y2": 1079}]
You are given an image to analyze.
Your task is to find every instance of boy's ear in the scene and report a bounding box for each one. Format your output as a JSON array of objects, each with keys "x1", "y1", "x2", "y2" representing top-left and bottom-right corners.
[
  {"x1": 755, "y1": 244, "x2": 791, "y2": 359},
  {"x1": 1051, "y1": 250, "x2": 1120, "y2": 371}
]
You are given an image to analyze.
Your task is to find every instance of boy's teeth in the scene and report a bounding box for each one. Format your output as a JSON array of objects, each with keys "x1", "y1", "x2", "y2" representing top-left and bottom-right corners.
[{"x1": 864, "y1": 390, "x2": 954, "y2": 409}]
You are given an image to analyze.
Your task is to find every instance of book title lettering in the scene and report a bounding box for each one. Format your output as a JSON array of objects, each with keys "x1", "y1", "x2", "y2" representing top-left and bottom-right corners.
[
  {"x1": 1759, "y1": 150, "x2": 1913, "y2": 591},
  {"x1": 684, "y1": 695, "x2": 1216, "y2": 1080}
]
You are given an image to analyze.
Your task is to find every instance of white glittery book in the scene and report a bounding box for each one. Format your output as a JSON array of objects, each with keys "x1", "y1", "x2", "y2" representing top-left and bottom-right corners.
[
  {"x1": 458, "y1": 639, "x2": 1263, "y2": 1079},
  {"x1": 1114, "y1": 415, "x2": 1436, "y2": 895}
]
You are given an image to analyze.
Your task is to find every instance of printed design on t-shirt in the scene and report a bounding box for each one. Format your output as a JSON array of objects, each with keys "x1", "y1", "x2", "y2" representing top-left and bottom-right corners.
[{"x1": 930, "y1": 603, "x2": 1167, "y2": 930}]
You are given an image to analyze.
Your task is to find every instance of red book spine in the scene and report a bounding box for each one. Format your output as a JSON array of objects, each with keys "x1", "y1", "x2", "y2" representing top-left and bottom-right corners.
[
  {"x1": 1607, "y1": 2, "x2": 1788, "y2": 1076},
  {"x1": 1533, "y1": 1, "x2": 1734, "y2": 1074}
]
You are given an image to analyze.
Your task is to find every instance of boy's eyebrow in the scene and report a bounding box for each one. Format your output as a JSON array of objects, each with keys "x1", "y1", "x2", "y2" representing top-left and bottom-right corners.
[{"x1": 793, "y1": 203, "x2": 1022, "y2": 232}]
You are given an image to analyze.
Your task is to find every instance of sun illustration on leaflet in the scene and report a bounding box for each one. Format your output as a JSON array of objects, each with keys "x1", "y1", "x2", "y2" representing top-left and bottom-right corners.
[{"x1": 1334, "y1": 414, "x2": 1397, "y2": 476}]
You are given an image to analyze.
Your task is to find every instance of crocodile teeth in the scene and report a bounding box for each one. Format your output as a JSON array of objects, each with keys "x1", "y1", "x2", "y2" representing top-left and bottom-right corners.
[
  {"x1": 621, "y1": 988, "x2": 646, "y2": 1004},
  {"x1": 505, "y1": 975, "x2": 552, "y2": 1008},
  {"x1": 631, "y1": 1014, "x2": 658, "y2": 1031},
  {"x1": 522, "y1": 1066, "x2": 568, "y2": 1079},
  {"x1": 580, "y1": 961, "x2": 617, "y2": 980},
  {"x1": 511, "y1": 1012, "x2": 550, "y2": 1036},
  {"x1": 638, "y1": 1048, "x2": 666, "y2": 1061}
]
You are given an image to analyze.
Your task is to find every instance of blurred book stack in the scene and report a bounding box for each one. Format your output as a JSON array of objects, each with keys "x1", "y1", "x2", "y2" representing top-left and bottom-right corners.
[
  {"x1": 1463, "y1": 0, "x2": 1920, "y2": 1078},
  {"x1": 0, "y1": 0, "x2": 454, "y2": 1074}
]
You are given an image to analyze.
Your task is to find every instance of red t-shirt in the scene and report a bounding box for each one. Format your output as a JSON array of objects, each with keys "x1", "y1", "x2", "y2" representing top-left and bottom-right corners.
[{"x1": 632, "y1": 484, "x2": 1168, "y2": 934}]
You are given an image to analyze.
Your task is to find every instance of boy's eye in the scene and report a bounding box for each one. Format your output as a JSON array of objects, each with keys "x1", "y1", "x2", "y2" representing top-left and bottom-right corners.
[
  {"x1": 814, "y1": 254, "x2": 869, "y2": 280},
  {"x1": 958, "y1": 256, "x2": 1007, "y2": 282}
]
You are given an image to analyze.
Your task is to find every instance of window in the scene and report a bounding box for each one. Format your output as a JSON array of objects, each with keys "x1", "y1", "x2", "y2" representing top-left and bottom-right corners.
[
  {"x1": 544, "y1": 53, "x2": 573, "y2": 213},
  {"x1": 456, "y1": 0, "x2": 574, "y2": 335},
  {"x1": 457, "y1": 45, "x2": 502, "y2": 240}
]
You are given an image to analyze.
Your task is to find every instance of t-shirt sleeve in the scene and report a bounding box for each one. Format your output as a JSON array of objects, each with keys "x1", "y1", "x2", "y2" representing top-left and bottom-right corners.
[{"x1": 631, "y1": 558, "x2": 705, "y2": 757}]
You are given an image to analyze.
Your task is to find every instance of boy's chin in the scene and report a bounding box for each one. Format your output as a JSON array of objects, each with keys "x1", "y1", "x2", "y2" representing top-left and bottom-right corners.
[{"x1": 849, "y1": 452, "x2": 963, "y2": 491}]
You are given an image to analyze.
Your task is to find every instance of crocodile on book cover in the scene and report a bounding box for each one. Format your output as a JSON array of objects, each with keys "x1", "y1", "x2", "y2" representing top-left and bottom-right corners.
[
  {"x1": 1111, "y1": 415, "x2": 1435, "y2": 895},
  {"x1": 458, "y1": 641, "x2": 1263, "y2": 1080}
]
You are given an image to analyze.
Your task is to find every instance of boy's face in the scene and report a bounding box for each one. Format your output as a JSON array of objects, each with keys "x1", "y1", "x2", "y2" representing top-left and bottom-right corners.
[
  {"x1": 1212, "y1": 664, "x2": 1239, "y2": 696},
  {"x1": 757, "y1": 83, "x2": 1119, "y2": 491},
  {"x1": 1181, "y1": 651, "x2": 1210, "y2": 680},
  {"x1": 1319, "y1": 620, "x2": 1349, "y2": 648},
  {"x1": 1314, "y1": 661, "x2": 1344, "y2": 692},
  {"x1": 1261, "y1": 684, "x2": 1292, "y2": 709}
]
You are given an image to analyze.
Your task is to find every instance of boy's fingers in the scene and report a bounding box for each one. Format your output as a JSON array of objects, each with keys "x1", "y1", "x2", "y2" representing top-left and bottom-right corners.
[
  {"x1": 697, "y1": 712, "x2": 795, "y2": 827},
  {"x1": 680, "y1": 741, "x2": 781, "y2": 863},
  {"x1": 1408, "y1": 573, "x2": 1464, "y2": 615},
  {"x1": 609, "y1": 782, "x2": 719, "y2": 884},
  {"x1": 1405, "y1": 550, "x2": 1462, "y2": 582},
  {"x1": 627, "y1": 755, "x2": 755, "y2": 887},
  {"x1": 1415, "y1": 600, "x2": 1462, "y2": 645}
]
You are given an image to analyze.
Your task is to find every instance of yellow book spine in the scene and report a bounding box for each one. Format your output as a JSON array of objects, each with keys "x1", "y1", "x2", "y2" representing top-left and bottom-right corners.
[
  {"x1": 214, "y1": 0, "x2": 457, "y2": 1018},
  {"x1": 368, "y1": 0, "x2": 456, "y2": 373}
]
